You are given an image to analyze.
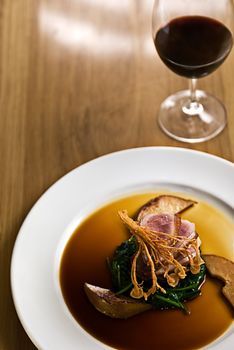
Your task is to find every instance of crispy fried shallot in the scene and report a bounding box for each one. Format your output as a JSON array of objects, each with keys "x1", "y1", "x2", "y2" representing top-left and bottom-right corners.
[{"x1": 118, "y1": 210, "x2": 204, "y2": 300}]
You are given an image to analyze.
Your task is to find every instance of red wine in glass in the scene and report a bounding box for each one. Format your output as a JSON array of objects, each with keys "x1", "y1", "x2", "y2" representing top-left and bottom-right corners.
[
  {"x1": 155, "y1": 16, "x2": 233, "y2": 79},
  {"x1": 152, "y1": 0, "x2": 234, "y2": 143}
]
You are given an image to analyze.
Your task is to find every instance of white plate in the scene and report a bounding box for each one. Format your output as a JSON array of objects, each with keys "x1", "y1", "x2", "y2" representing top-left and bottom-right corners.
[{"x1": 11, "y1": 147, "x2": 234, "y2": 350}]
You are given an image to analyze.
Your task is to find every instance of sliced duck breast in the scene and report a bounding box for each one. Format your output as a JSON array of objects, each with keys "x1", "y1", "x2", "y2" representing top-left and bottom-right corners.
[
  {"x1": 138, "y1": 213, "x2": 200, "y2": 276},
  {"x1": 140, "y1": 213, "x2": 180, "y2": 235}
]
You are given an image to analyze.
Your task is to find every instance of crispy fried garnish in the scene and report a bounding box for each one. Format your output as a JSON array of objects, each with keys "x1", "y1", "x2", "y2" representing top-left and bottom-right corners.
[{"x1": 118, "y1": 210, "x2": 203, "y2": 300}]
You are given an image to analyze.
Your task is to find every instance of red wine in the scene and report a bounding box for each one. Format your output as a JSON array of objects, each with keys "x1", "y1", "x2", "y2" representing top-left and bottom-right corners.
[{"x1": 154, "y1": 16, "x2": 233, "y2": 78}]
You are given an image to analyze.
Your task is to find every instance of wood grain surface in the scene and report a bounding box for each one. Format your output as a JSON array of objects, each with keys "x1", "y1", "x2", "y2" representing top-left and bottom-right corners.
[{"x1": 0, "y1": 1, "x2": 233, "y2": 349}]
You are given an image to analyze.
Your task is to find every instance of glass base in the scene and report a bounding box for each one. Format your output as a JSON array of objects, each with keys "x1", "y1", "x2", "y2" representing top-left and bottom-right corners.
[{"x1": 158, "y1": 90, "x2": 227, "y2": 143}]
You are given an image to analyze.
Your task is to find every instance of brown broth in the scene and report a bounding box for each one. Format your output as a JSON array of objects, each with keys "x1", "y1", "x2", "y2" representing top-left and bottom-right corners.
[{"x1": 60, "y1": 193, "x2": 234, "y2": 350}]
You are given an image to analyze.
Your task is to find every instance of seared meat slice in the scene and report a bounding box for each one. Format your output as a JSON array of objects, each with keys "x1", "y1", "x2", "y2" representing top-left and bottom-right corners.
[
  {"x1": 140, "y1": 213, "x2": 197, "y2": 242},
  {"x1": 140, "y1": 213, "x2": 181, "y2": 235},
  {"x1": 118, "y1": 195, "x2": 203, "y2": 295},
  {"x1": 137, "y1": 212, "x2": 200, "y2": 278}
]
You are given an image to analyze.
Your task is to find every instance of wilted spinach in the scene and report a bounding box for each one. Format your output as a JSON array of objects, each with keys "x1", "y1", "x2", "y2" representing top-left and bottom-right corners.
[
  {"x1": 109, "y1": 237, "x2": 206, "y2": 313},
  {"x1": 109, "y1": 236, "x2": 136, "y2": 294}
]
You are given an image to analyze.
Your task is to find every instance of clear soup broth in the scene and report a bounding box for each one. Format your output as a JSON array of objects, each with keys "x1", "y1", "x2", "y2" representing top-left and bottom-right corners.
[{"x1": 60, "y1": 193, "x2": 234, "y2": 350}]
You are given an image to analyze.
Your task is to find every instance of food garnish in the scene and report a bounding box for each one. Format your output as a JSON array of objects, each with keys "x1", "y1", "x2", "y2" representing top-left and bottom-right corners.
[
  {"x1": 203, "y1": 254, "x2": 234, "y2": 308},
  {"x1": 84, "y1": 195, "x2": 206, "y2": 318}
]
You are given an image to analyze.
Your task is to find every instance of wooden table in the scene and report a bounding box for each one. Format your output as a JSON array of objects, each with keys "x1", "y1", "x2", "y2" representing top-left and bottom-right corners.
[{"x1": 0, "y1": 1, "x2": 233, "y2": 349}]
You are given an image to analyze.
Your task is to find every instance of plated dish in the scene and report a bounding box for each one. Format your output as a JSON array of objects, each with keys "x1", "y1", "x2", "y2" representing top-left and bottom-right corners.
[{"x1": 11, "y1": 147, "x2": 234, "y2": 350}]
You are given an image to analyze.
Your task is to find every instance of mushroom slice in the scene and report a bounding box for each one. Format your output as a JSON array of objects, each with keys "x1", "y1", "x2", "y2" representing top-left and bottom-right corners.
[
  {"x1": 137, "y1": 195, "x2": 197, "y2": 222},
  {"x1": 203, "y1": 254, "x2": 234, "y2": 308},
  {"x1": 84, "y1": 283, "x2": 152, "y2": 319}
]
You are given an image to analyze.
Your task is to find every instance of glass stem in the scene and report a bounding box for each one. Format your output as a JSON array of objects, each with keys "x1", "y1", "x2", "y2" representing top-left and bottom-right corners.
[
  {"x1": 182, "y1": 78, "x2": 203, "y2": 116},
  {"x1": 190, "y1": 78, "x2": 197, "y2": 103}
]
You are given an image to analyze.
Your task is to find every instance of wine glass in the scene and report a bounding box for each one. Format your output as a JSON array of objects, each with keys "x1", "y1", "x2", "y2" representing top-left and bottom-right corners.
[{"x1": 152, "y1": 0, "x2": 234, "y2": 143}]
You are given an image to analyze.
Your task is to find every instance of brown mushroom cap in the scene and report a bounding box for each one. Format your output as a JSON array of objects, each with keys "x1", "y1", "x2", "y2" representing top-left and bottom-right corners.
[
  {"x1": 84, "y1": 283, "x2": 152, "y2": 319},
  {"x1": 202, "y1": 254, "x2": 234, "y2": 309},
  {"x1": 137, "y1": 195, "x2": 197, "y2": 222}
]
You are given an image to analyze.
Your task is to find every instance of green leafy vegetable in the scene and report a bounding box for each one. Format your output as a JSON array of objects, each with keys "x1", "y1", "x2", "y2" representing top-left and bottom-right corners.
[
  {"x1": 109, "y1": 237, "x2": 206, "y2": 313},
  {"x1": 109, "y1": 236, "x2": 137, "y2": 293}
]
